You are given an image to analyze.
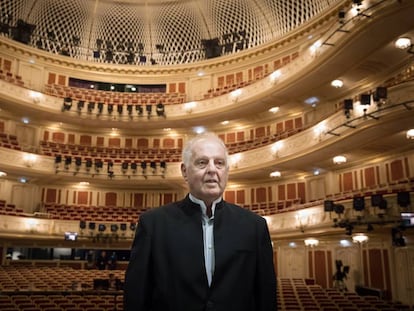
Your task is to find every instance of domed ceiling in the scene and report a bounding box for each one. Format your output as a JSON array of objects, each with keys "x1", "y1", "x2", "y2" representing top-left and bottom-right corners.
[{"x1": 1, "y1": 0, "x2": 340, "y2": 65}]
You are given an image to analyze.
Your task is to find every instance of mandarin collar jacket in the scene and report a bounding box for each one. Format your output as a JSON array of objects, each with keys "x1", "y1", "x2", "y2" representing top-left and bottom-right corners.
[{"x1": 124, "y1": 195, "x2": 277, "y2": 311}]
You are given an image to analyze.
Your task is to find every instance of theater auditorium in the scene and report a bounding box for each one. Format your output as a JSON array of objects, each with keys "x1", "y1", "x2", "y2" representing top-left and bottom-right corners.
[{"x1": 0, "y1": 0, "x2": 414, "y2": 310}]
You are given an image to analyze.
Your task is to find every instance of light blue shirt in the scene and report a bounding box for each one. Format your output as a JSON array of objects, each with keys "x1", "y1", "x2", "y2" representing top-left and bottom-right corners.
[{"x1": 189, "y1": 193, "x2": 221, "y2": 286}]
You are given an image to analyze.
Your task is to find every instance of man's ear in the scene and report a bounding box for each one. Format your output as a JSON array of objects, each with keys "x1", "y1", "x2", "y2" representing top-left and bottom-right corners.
[{"x1": 181, "y1": 163, "x2": 188, "y2": 181}]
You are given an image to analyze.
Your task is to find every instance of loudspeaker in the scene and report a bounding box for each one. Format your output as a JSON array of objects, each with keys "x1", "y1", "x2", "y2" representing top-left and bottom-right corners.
[
  {"x1": 333, "y1": 204, "x2": 344, "y2": 214},
  {"x1": 360, "y1": 94, "x2": 371, "y2": 105},
  {"x1": 371, "y1": 194, "x2": 383, "y2": 207},
  {"x1": 373, "y1": 87, "x2": 387, "y2": 101},
  {"x1": 324, "y1": 200, "x2": 334, "y2": 212},
  {"x1": 344, "y1": 99, "x2": 353, "y2": 110},
  {"x1": 353, "y1": 196, "x2": 365, "y2": 211},
  {"x1": 89, "y1": 222, "x2": 96, "y2": 230},
  {"x1": 397, "y1": 191, "x2": 411, "y2": 207},
  {"x1": 79, "y1": 220, "x2": 86, "y2": 229}
]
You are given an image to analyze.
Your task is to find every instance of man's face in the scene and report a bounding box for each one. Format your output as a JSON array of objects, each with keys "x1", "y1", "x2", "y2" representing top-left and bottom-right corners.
[{"x1": 181, "y1": 138, "x2": 229, "y2": 205}]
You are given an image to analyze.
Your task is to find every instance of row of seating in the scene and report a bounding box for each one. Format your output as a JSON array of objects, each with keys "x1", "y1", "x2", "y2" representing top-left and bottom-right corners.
[
  {"x1": 43, "y1": 204, "x2": 142, "y2": 223},
  {"x1": 277, "y1": 278, "x2": 411, "y2": 311},
  {"x1": 0, "y1": 294, "x2": 123, "y2": 311},
  {"x1": 2, "y1": 179, "x2": 412, "y2": 222},
  {"x1": 0, "y1": 69, "x2": 24, "y2": 87},
  {"x1": 0, "y1": 266, "x2": 125, "y2": 293},
  {"x1": 44, "y1": 84, "x2": 186, "y2": 106}
]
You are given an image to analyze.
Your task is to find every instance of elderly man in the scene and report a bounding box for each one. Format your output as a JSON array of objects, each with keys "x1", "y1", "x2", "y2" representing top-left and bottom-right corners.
[{"x1": 124, "y1": 132, "x2": 277, "y2": 311}]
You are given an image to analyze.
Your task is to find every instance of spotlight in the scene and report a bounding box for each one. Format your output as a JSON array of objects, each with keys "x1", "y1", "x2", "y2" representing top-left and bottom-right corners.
[
  {"x1": 353, "y1": 196, "x2": 365, "y2": 211},
  {"x1": 62, "y1": 97, "x2": 72, "y2": 111},
  {"x1": 345, "y1": 224, "x2": 353, "y2": 235},
  {"x1": 344, "y1": 99, "x2": 353, "y2": 119},
  {"x1": 64, "y1": 156, "x2": 72, "y2": 169},
  {"x1": 127, "y1": 105, "x2": 133, "y2": 114},
  {"x1": 324, "y1": 200, "x2": 334, "y2": 212},
  {"x1": 360, "y1": 94, "x2": 371, "y2": 106},
  {"x1": 55, "y1": 155, "x2": 62, "y2": 165},
  {"x1": 333, "y1": 204, "x2": 344, "y2": 215},
  {"x1": 77, "y1": 100, "x2": 85, "y2": 111},
  {"x1": 136, "y1": 105, "x2": 143, "y2": 116},
  {"x1": 107, "y1": 104, "x2": 114, "y2": 114},
  {"x1": 156, "y1": 103, "x2": 165, "y2": 117},
  {"x1": 87, "y1": 102, "x2": 95, "y2": 112},
  {"x1": 146, "y1": 104, "x2": 152, "y2": 118},
  {"x1": 85, "y1": 159, "x2": 92, "y2": 170},
  {"x1": 97, "y1": 102, "x2": 104, "y2": 114},
  {"x1": 373, "y1": 87, "x2": 387, "y2": 103},
  {"x1": 75, "y1": 157, "x2": 82, "y2": 168}
]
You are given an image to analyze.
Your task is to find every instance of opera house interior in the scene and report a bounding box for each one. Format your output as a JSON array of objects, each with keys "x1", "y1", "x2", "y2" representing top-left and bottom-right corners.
[{"x1": 0, "y1": 0, "x2": 414, "y2": 310}]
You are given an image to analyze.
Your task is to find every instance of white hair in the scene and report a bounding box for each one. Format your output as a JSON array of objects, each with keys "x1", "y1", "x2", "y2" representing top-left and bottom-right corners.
[{"x1": 181, "y1": 132, "x2": 229, "y2": 167}]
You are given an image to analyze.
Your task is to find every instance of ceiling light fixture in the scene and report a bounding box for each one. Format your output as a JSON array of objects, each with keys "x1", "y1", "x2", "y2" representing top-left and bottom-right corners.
[
  {"x1": 333, "y1": 155, "x2": 347, "y2": 164},
  {"x1": 331, "y1": 79, "x2": 343, "y2": 88}
]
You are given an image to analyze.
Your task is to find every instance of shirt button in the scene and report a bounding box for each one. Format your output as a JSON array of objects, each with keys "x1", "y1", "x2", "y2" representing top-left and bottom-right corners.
[{"x1": 208, "y1": 244, "x2": 212, "y2": 249}]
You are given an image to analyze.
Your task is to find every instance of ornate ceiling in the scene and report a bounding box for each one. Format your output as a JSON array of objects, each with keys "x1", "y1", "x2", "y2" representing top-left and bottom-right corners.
[{"x1": 1, "y1": 0, "x2": 340, "y2": 65}]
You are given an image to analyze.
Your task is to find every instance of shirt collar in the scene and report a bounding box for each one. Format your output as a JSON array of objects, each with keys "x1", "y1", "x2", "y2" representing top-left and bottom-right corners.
[{"x1": 189, "y1": 193, "x2": 222, "y2": 218}]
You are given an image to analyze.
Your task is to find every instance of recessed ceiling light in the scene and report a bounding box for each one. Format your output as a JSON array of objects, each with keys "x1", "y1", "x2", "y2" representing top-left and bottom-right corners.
[
  {"x1": 333, "y1": 155, "x2": 347, "y2": 164},
  {"x1": 331, "y1": 79, "x2": 343, "y2": 88},
  {"x1": 304, "y1": 97, "x2": 319, "y2": 107},
  {"x1": 395, "y1": 37, "x2": 411, "y2": 50},
  {"x1": 406, "y1": 129, "x2": 414, "y2": 139},
  {"x1": 270, "y1": 171, "x2": 281, "y2": 178},
  {"x1": 221, "y1": 120, "x2": 229, "y2": 125}
]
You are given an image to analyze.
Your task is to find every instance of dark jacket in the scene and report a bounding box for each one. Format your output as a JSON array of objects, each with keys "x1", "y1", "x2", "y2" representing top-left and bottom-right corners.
[{"x1": 124, "y1": 195, "x2": 277, "y2": 311}]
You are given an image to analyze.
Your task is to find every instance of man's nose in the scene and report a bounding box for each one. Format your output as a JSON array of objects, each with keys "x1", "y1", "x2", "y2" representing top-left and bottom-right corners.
[{"x1": 206, "y1": 159, "x2": 217, "y2": 171}]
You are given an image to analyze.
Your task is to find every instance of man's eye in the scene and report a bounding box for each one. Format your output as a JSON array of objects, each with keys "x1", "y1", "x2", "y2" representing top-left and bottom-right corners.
[
  {"x1": 196, "y1": 160, "x2": 207, "y2": 168},
  {"x1": 215, "y1": 160, "x2": 225, "y2": 168}
]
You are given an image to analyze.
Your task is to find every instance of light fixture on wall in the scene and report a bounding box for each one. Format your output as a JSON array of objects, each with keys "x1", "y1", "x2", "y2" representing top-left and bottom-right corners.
[
  {"x1": 271, "y1": 141, "x2": 283, "y2": 158},
  {"x1": 183, "y1": 102, "x2": 196, "y2": 114},
  {"x1": 333, "y1": 155, "x2": 347, "y2": 164},
  {"x1": 269, "y1": 69, "x2": 282, "y2": 84},
  {"x1": 352, "y1": 233, "x2": 368, "y2": 243},
  {"x1": 304, "y1": 238, "x2": 319, "y2": 247},
  {"x1": 230, "y1": 89, "x2": 242, "y2": 102},
  {"x1": 406, "y1": 129, "x2": 414, "y2": 139},
  {"x1": 23, "y1": 153, "x2": 37, "y2": 167},
  {"x1": 230, "y1": 153, "x2": 241, "y2": 169}
]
